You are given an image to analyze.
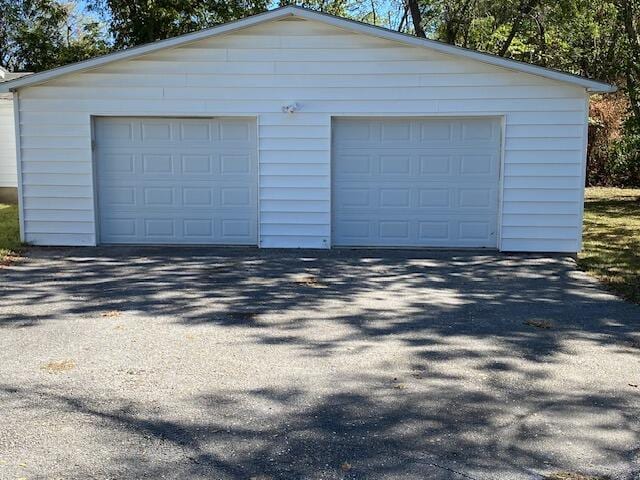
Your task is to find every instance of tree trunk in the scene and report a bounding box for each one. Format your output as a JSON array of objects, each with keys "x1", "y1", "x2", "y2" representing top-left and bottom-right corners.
[
  {"x1": 498, "y1": 0, "x2": 539, "y2": 57},
  {"x1": 618, "y1": 0, "x2": 640, "y2": 122},
  {"x1": 398, "y1": 4, "x2": 409, "y2": 32},
  {"x1": 406, "y1": 0, "x2": 425, "y2": 37}
]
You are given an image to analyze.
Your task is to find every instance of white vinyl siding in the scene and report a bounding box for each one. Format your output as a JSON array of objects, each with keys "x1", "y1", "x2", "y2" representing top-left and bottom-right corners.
[
  {"x1": 16, "y1": 17, "x2": 588, "y2": 251},
  {"x1": 0, "y1": 100, "x2": 17, "y2": 187}
]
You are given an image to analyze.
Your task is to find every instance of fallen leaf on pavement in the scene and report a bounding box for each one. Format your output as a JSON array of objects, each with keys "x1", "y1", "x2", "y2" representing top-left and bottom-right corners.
[
  {"x1": 525, "y1": 319, "x2": 553, "y2": 329},
  {"x1": 41, "y1": 359, "x2": 76, "y2": 374}
]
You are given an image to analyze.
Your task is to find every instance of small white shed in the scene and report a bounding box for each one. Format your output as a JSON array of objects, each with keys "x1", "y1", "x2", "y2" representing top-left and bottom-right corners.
[
  {"x1": 0, "y1": 67, "x2": 32, "y2": 203},
  {"x1": 0, "y1": 6, "x2": 614, "y2": 251}
]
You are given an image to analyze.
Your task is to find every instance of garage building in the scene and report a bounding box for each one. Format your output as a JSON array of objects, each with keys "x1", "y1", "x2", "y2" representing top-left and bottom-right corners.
[{"x1": 0, "y1": 6, "x2": 614, "y2": 252}]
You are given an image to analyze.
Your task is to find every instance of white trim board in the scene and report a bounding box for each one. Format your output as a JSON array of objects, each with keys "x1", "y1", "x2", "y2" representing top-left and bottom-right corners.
[{"x1": 0, "y1": 6, "x2": 615, "y2": 94}]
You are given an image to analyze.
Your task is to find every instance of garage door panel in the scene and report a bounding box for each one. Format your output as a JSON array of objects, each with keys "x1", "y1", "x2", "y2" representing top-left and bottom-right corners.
[
  {"x1": 333, "y1": 117, "x2": 500, "y2": 248},
  {"x1": 100, "y1": 214, "x2": 257, "y2": 244},
  {"x1": 335, "y1": 185, "x2": 498, "y2": 212},
  {"x1": 337, "y1": 216, "x2": 495, "y2": 247},
  {"x1": 96, "y1": 117, "x2": 257, "y2": 245},
  {"x1": 334, "y1": 152, "x2": 497, "y2": 180},
  {"x1": 98, "y1": 151, "x2": 257, "y2": 177}
]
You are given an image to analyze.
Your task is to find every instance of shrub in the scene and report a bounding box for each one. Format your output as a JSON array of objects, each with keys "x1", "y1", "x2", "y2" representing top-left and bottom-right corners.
[
  {"x1": 588, "y1": 93, "x2": 640, "y2": 187},
  {"x1": 606, "y1": 130, "x2": 640, "y2": 187}
]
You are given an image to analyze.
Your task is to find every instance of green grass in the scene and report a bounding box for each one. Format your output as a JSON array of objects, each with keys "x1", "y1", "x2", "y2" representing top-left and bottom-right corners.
[
  {"x1": 0, "y1": 203, "x2": 21, "y2": 263},
  {"x1": 579, "y1": 187, "x2": 640, "y2": 304}
]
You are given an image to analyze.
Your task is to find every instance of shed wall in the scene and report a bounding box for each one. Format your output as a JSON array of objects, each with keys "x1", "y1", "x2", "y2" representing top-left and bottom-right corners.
[{"x1": 0, "y1": 99, "x2": 17, "y2": 188}]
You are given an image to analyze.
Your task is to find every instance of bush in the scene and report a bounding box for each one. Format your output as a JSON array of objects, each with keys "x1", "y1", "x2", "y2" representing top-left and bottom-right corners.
[
  {"x1": 606, "y1": 131, "x2": 640, "y2": 187},
  {"x1": 587, "y1": 94, "x2": 640, "y2": 187}
]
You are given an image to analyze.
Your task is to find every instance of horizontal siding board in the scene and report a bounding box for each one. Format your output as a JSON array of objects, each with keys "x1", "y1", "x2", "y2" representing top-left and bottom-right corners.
[
  {"x1": 227, "y1": 21, "x2": 363, "y2": 36},
  {"x1": 163, "y1": 86, "x2": 581, "y2": 101},
  {"x1": 20, "y1": 86, "x2": 165, "y2": 100},
  {"x1": 261, "y1": 200, "x2": 329, "y2": 213},
  {"x1": 260, "y1": 235, "x2": 328, "y2": 248},
  {"x1": 502, "y1": 226, "x2": 579, "y2": 240},
  {"x1": 501, "y1": 238, "x2": 577, "y2": 252},
  {"x1": 505, "y1": 137, "x2": 583, "y2": 150},
  {"x1": 274, "y1": 60, "x2": 495, "y2": 75},
  {"x1": 26, "y1": 221, "x2": 95, "y2": 234},
  {"x1": 21, "y1": 161, "x2": 93, "y2": 174},
  {"x1": 22, "y1": 173, "x2": 92, "y2": 186},
  {"x1": 507, "y1": 124, "x2": 583, "y2": 137},
  {"x1": 109, "y1": 60, "x2": 278, "y2": 75},
  {"x1": 21, "y1": 149, "x2": 90, "y2": 162},
  {"x1": 503, "y1": 176, "x2": 582, "y2": 189},
  {"x1": 504, "y1": 163, "x2": 580, "y2": 176},
  {"x1": 420, "y1": 72, "x2": 555, "y2": 87},
  {"x1": 261, "y1": 212, "x2": 330, "y2": 224},
  {"x1": 183, "y1": 72, "x2": 555, "y2": 88},
  {"x1": 19, "y1": 112, "x2": 88, "y2": 125},
  {"x1": 23, "y1": 197, "x2": 95, "y2": 210},
  {"x1": 260, "y1": 187, "x2": 329, "y2": 201},
  {"x1": 261, "y1": 223, "x2": 329, "y2": 236},
  {"x1": 260, "y1": 150, "x2": 329, "y2": 163},
  {"x1": 55, "y1": 73, "x2": 188, "y2": 88},
  {"x1": 226, "y1": 47, "x2": 434, "y2": 62},
  {"x1": 190, "y1": 34, "x2": 283, "y2": 49},
  {"x1": 503, "y1": 188, "x2": 581, "y2": 202},
  {"x1": 279, "y1": 34, "x2": 399, "y2": 49},
  {"x1": 502, "y1": 214, "x2": 578, "y2": 227},
  {"x1": 438, "y1": 98, "x2": 583, "y2": 112},
  {"x1": 504, "y1": 150, "x2": 582, "y2": 164},
  {"x1": 261, "y1": 175, "x2": 330, "y2": 188},
  {"x1": 20, "y1": 123, "x2": 92, "y2": 137},
  {"x1": 24, "y1": 209, "x2": 95, "y2": 222},
  {"x1": 186, "y1": 73, "x2": 425, "y2": 88},
  {"x1": 57, "y1": 72, "x2": 559, "y2": 89},
  {"x1": 259, "y1": 113, "x2": 329, "y2": 126},
  {"x1": 260, "y1": 138, "x2": 329, "y2": 150},
  {"x1": 501, "y1": 201, "x2": 580, "y2": 215},
  {"x1": 22, "y1": 185, "x2": 93, "y2": 197},
  {"x1": 260, "y1": 163, "x2": 329, "y2": 175},
  {"x1": 21, "y1": 137, "x2": 89, "y2": 149},
  {"x1": 26, "y1": 233, "x2": 95, "y2": 246},
  {"x1": 259, "y1": 125, "x2": 330, "y2": 138},
  {"x1": 15, "y1": 16, "x2": 588, "y2": 251}
]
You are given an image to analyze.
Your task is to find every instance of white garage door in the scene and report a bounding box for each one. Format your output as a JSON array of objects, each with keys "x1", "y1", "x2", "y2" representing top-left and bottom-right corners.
[
  {"x1": 333, "y1": 117, "x2": 500, "y2": 248},
  {"x1": 96, "y1": 117, "x2": 257, "y2": 245}
]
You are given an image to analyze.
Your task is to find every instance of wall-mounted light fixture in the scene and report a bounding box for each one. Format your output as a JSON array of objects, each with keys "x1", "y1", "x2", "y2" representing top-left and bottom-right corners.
[{"x1": 281, "y1": 102, "x2": 300, "y2": 114}]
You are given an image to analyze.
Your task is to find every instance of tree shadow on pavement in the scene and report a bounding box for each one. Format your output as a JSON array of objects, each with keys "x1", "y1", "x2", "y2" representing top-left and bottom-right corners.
[{"x1": 0, "y1": 247, "x2": 638, "y2": 479}]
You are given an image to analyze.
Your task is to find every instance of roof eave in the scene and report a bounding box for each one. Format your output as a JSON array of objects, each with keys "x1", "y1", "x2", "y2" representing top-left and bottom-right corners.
[{"x1": 587, "y1": 84, "x2": 618, "y2": 94}]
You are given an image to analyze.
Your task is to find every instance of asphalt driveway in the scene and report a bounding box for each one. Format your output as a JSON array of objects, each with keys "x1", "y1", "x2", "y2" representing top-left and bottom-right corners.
[{"x1": 0, "y1": 247, "x2": 639, "y2": 480}]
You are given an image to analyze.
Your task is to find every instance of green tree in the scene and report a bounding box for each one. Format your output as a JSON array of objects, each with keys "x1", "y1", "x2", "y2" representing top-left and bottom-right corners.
[
  {"x1": 0, "y1": 0, "x2": 109, "y2": 71},
  {"x1": 90, "y1": 0, "x2": 269, "y2": 49},
  {"x1": 278, "y1": 0, "x2": 351, "y2": 16}
]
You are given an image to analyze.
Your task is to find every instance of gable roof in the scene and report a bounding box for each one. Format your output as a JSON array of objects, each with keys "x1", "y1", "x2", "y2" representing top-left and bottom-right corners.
[
  {"x1": 0, "y1": 66, "x2": 32, "y2": 99},
  {"x1": 0, "y1": 5, "x2": 616, "y2": 93}
]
